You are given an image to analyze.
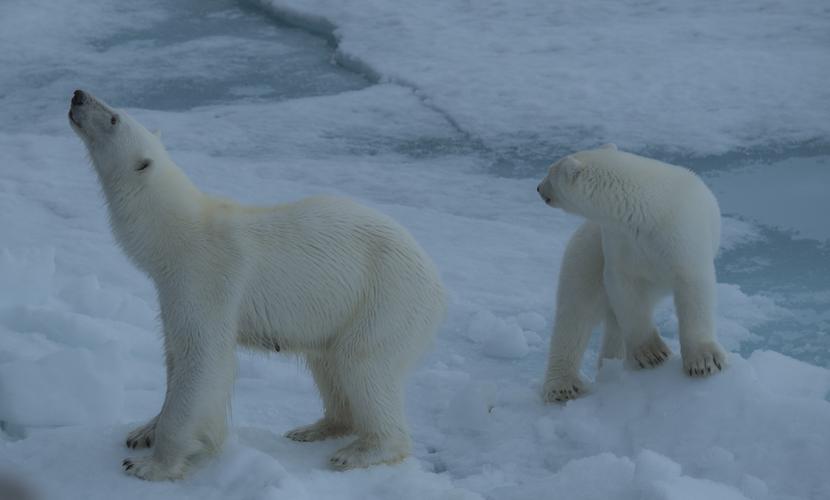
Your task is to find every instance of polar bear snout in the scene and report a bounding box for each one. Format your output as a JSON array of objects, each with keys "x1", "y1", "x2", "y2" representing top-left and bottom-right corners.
[
  {"x1": 537, "y1": 180, "x2": 553, "y2": 206},
  {"x1": 68, "y1": 90, "x2": 87, "y2": 130},
  {"x1": 71, "y1": 89, "x2": 86, "y2": 106},
  {"x1": 68, "y1": 90, "x2": 120, "y2": 139}
]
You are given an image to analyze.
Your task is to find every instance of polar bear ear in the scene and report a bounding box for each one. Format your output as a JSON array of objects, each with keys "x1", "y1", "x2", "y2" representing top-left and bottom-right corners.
[
  {"x1": 559, "y1": 155, "x2": 585, "y2": 184},
  {"x1": 599, "y1": 143, "x2": 617, "y2": 150}
]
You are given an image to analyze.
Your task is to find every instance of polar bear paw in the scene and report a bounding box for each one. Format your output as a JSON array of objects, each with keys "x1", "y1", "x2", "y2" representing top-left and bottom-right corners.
[
  {"x1": 682, "y1": 340, "x2": 727, "y2": 377},
  {"x1": 122, "y1": 456, "x2": 185, "y2": 481},
  {"x1": 628, "y1": 334, "x2": 672, "y2": 369},
  {"x1": 126, "y1": 416, "x2": 157, "y2": 449},
  {"x1": 329, "y1": 436, "x2": 409, "y2": 470},
  {"x1": 542, "y1": 373, "x2": 588, "y2": 403},
  {"x1": 286, "y1": 419, "x2": 352, "y2": 442}
]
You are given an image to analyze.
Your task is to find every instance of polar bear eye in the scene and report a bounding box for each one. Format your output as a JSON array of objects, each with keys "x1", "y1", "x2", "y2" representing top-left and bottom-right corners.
[
  {"x1": 136, "y1": 159, "x2": 152, "y2": 172},
  {"x1": 110, "y1": 115, "x2": 118, "y2": 126}
]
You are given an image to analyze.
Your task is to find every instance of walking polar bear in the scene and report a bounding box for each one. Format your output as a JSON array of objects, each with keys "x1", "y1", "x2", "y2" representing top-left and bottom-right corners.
[
  {"x1": 537, "y1": 144, "x2": 727, "y2": 402},
  {"x1": 69, "y1": 90, "x2": 446, "y2": 480}
]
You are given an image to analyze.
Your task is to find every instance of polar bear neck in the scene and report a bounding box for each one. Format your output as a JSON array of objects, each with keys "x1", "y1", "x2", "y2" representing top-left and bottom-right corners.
[
  {"x1": 565, "y1": 155, "x2": 678, "y2": 232},
  {"x1": 562, "y1": 150, "x2": 720, "y2": 252},
  {"x1": 96, "y1": 159, "x2": 209, "y2": 280}
]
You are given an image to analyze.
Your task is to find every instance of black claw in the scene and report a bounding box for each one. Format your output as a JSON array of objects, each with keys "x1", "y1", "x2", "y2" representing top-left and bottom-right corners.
[
  {"x1": 637, "y1": 360, "x2": 645, "y2": 368},
  {"x1": 145, "y1": 436, "x2": 151, "y2": 447},
  {"x1": 572, "y1": 385, "x2": 579, "y2": 393},
  {"x1": 714, "y1": 360, "x2": 722, "y2": 370}
]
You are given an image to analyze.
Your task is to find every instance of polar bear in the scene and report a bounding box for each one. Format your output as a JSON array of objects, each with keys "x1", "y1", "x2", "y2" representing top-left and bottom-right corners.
[
  {"x1": 68, "y1": 90, "x2": 446, "y2": 480},
  {"x1": 537, "y1": 144, "x2": 727, "y2": 402}
]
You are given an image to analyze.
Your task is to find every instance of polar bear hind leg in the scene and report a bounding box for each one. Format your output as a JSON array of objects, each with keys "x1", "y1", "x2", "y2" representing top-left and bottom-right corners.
[
  {"x1": 328, "y1": 328, "x2": 421, "y2": 469},
  {"x1": 329, "y1": 358, "x2": 411, "y2": 470},
  {"x1": 628, "y1": 328, "x2": 672, "y2": 369},
  {"x1": 286, "y1": 354, "x2": 353, "y2": 442},
  {"x1": 603, "y1": 272, "x2": 671, "y2": 370},
  {"x1": 326, "y1": 264, "x2": 440, "y2": 469}
]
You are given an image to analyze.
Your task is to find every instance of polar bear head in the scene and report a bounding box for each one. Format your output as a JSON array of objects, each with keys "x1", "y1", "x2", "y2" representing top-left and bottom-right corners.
[
  {"x1": 536, "y1": 154, "x2": 587, "y2": 213},
  {"x1": 69, "y1": 90, "x2": 202, "y2": 272},
  {"x1": 536, "y1": 144, "x2": 619, "y2": 216},
  {"x1": 68, "y1": 90, "x2": 167, "y2": 185}
]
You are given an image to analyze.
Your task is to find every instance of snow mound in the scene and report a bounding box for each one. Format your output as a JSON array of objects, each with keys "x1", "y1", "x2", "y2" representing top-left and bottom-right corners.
[
  {"x1": 466, "y1": 310, "x2": 534, "y2": 359},
  {"x1": 423, "y1": 354, "x2": 829, "y2": 500}
]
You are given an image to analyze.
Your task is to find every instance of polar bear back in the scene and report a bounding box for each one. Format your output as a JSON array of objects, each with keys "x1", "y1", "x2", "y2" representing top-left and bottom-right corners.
[
  {"x1": 561, "y1": 148, "x2": 721, "y2": 254},
  {"x1": 231, "y1": 195, "x2": 444, "y2": 352}
]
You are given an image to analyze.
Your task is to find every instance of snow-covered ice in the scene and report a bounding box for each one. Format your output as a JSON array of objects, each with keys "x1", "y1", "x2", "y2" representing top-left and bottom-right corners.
[
  {"x1": 261, "y1": 0, "x2": 830, "y2": 157},
  {"x1": 1, "y1": 0, "x2": 829, "y2": 499}
]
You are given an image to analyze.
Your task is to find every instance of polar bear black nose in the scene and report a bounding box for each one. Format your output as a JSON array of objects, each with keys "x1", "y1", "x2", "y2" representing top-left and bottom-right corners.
[
  {"x1": 536, "y1": 184, "x2": 541, "y2": 193},
  {"x1": 72, "y1": 90, "x2": 85, "y2": 106}
]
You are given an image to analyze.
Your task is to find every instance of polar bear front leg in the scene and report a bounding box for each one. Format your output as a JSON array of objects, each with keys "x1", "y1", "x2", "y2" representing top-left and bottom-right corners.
[
  {"x1": 126, "y1": 348, "x2": 176, "y2": 449},
  {"x1": 126, "y1": 415, "x2": 158, "y2": 450},
  {"x1": 674, "y1": 268, "x2": 727, "y2": 377},
  {"x1": 542, "y1": 302, "x2": 599, "y2": 402},
  {"x1": 286, "y1": 354, "x2": 353, "y2": 442},
  {"x1": 542, "y1": 222, "x2": 604, "y2": 403},
  {"x1": 604, "y1": 272, "x2": 671, "y2": 370},
  {"x1": 123, "y1": 306, "x2": 237, "y2": 481}
]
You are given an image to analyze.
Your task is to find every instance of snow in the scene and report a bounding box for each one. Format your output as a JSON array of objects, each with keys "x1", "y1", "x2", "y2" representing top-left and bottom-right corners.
[
  {"x1": 0, "y1": 347, "x2": 123, "y2": 427},
  {"x1": 1, "y1": 0, "x2": 829, "y2": 499},
  {"x1": 260, "y1": 0, "x2": 830, "y2": 157}
]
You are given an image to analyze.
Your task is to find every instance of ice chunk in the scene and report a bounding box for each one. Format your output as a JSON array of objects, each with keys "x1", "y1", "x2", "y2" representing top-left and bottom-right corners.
[{"x1": 482, "y1": 324, "x2": 529, "y2": 360}]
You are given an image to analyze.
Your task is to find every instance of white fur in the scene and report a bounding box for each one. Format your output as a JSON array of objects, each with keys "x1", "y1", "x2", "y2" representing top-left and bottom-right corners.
[
  {"x1": 69, "y1": 91, "x2": 446, "y2": 480},
  {"x1": 537, "y1": 146, "x2": 727, "y2": 403}
]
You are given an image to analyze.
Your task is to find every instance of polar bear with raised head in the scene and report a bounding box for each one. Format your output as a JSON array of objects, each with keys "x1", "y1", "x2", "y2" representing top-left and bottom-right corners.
[
  {"x1": 68, "y1": 90, "x2": 446, "y2": 480},
  {"x1": 537, "y1": 144, "x2": 727, "y2": 402}
]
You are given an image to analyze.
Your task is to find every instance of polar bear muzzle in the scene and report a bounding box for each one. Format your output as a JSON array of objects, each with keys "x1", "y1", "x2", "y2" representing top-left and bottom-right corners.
[
  {"x1": 68, "y1": 89, "x2": 120, "y2": 140},
  {"x1": 537, "y1": 178, "x2": 556, "y2": 206}
]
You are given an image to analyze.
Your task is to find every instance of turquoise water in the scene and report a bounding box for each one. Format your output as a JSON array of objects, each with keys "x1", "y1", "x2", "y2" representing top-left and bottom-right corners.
[{"x1": 707, "y1": 153, "x2": 830, "y2": 366}]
